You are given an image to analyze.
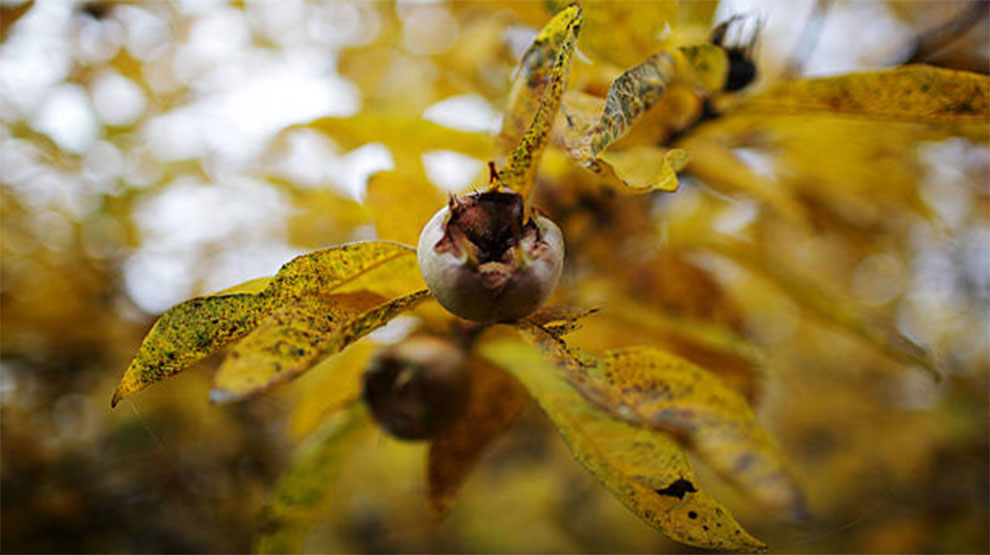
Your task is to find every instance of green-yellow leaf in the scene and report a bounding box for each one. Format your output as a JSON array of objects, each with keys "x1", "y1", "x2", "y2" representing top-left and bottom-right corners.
[
  {"x1": 111, "y1": 292, "x2": 268, "y2": 407},
  {"x1": 210, "y1": 291, "x2": 386, "y2": 403},
  {"x1": 211, "y1": 290, "x2": 430, "y2": 403},
  {"x1": 480, "y1": 336, "x2": 767, "y2": 552},
  {"x1": 254, "y1": 405, "x2": 370, "y2": 555},
  {"x1": 266, "y1": 241, "x2": 417, "y2": 305},
  {"x1": 209, "y1": 276, "x2": 274, "y2": 296},
  {"x1": 497, "y1": 4, "x2": 582, "y2": 208},
  {"x1": 113, "y1": 241, "x2": 420, "y2": 407}
]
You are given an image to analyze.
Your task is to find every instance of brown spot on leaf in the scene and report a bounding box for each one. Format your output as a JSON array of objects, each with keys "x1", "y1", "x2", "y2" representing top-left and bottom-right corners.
[{"x1": 654, "y1": 478, "x2": 698, "y2": 499}]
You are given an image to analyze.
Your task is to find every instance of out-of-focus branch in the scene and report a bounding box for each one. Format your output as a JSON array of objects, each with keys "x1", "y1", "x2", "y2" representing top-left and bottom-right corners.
[{"x1": 905, "y1": 0, "x2": 989, "y2": 64}]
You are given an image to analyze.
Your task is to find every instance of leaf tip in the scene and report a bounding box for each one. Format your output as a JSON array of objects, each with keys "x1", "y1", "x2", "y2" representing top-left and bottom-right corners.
[
  {"x1": 109, "y1": 388, "x2": 123, "y2": 408},
  {"x1": 110, "y1": 375, "x2": 139, "y2": 408}
]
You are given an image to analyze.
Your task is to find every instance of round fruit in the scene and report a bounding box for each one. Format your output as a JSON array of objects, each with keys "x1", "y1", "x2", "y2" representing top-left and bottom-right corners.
[
  {"x1": 362, "y1": 335, "x2": 469, "y2": 441},
  {"x1": 417, "y1": 189, "x2": 564, "y2": 323}
]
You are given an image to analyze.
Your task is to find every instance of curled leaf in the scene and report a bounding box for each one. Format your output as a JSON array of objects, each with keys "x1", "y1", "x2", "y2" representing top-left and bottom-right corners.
[
  {"x1": 496, "y1": 4, "x2": 582, "y2": 210},
  {"x1": 254, "y1": 405, "x2": 370, "y2": 555},
  {"x1": 427, "y1": 356, "x2": 530, "y2": 514},
  {"x1": 480, "y1": 337, "x2": 767, "y2": 552},
  {"x1": 211, "y1": 290, "x2": 431, "y2": 403},
  {"x1": 594, "y1": 146, "x2": 688, "y2": 194},
  {"x1": 563, "y1": 45, "x2": 726, "y2": 193}
]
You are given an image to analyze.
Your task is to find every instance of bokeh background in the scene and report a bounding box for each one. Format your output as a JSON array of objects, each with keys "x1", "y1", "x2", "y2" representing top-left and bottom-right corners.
[{"x1": 1, "y1": 0, "x2": 987, "y2": 553}]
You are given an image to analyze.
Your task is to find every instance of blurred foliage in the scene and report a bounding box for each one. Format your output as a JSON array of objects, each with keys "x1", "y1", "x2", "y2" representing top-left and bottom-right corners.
[{"x1": 2, "y1": 0, "x2": 988, "y2": 553}]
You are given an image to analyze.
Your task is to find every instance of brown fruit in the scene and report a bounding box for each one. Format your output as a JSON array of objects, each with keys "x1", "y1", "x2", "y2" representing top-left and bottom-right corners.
[
  {"x1": 361, "y1": 335, "x2": 469, "y2": 441},
  {"x1": 417, "y1": 189, "x2": 564, "y2": 323}
]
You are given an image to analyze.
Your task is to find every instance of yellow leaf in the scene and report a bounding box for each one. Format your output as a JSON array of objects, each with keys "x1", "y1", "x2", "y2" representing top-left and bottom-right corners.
[
  {"x1": 337, "y1": 252, "x2": 427, "y2": 301},
  {"x1": 563, "y1": 308, "x2": 763, "y2": 404},
  {"x1": 210, "y1": 291, "x2": 386, "y2": 403},
  {"x1": 266, "y1": 241, "x2": 417, "y2": 304},
  {"x1": 114, "y1": 242, "x2": 420, "y2": 406},
  {"x1": 365, "y1": 170, "x2": 446, "y2": 246},
  {"x1": 254, "y1": 405, "x2": 370, "y2": 555},
  {"x1": 428, "y1": 356, "x2": 530, "y2": 514},
  {"x1": 682, "y1": 113, "x2": 978, "y2": 224},
  {"x1": 562, "y1": 45, "x2": 725, "y2": 194},
  {"x1": 565, "y1": 45, "x2": 727, "y2": 159},
  {"x1": 737, "y1": 65, "x2": 989, "y2": 124},
  {"x1": 553, "y1": 0, "x2": 679, "y2": 68},
  {"x1": 111, "y1": 292, "x2": 268, "y2": 407},
  {"x1": 288, "y1": 341, "x2": 378, "y2": 441},
  {"x1": 599, "y1": 294, "x2": 765, "y2": 369},
  {"x1": 768, "y1": 119, "x2": 937, "y2": 219},
  {"x1": 594, "y1": 146, "x2": 685, "y2": 193},
  {"x1": 496, "y1": 4, "x2": 582, "y2": 210},
  {"x1": 480, "y1": 336, "x2": 767, "y2": 552},
  {"x1": 675, "y1": 134, "x2": 808, "y2": 223},
  {"x1": 599, "y1": 347, "x2": 805, "y2": 518},
  {"x1": 209, "y1": 277, "x2": 274, "y2": 296},
  {"x1": 516, "y1": 323, "x2": 805, "y2": 519},
  {"x1": 495, "y1": 4, "x2": 560, "y2": 157},
  {"x1": 211, "y1": 290, "x2": 431, "y2": 403},
  {"x1": 297, "y1": 114, "x2": 493, "y2": 170}
]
